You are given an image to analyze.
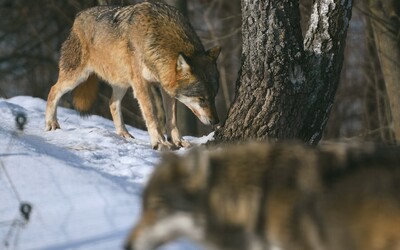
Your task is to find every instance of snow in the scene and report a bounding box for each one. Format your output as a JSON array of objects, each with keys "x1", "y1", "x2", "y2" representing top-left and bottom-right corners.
[{"x1": 0, "y1": 96, "x2": 209, "y2": 250}]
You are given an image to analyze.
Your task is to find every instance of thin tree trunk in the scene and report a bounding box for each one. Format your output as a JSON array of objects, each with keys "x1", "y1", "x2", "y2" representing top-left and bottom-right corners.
[
  {"x1": 364, "y1": 17, "x2": 394, "y2": 142},
  {"x1": 299, "y1": 0, "x2": 353, "y2": 144},
  {"x1": 368, "y1": 0, "x2": 400, "y2": 142}
]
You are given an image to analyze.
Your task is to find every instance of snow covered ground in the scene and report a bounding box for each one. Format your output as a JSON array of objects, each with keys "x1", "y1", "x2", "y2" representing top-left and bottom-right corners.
[{"x1": 0, "y1": 96, "x2": 209, "y2": 250}]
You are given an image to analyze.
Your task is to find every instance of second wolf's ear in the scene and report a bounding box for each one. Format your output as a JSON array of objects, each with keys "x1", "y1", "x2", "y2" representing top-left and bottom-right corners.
[
  {"x1": 177, "y1": 53, "x2": 191, "y2": 73},
  {"x1": 207, "y1": 46, "x2": 221, "y2": 61}
]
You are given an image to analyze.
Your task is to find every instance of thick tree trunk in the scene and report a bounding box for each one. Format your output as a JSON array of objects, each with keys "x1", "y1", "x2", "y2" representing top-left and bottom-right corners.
[
  {"x1": 368, "y1": 0, "x2": 400, "y2": 142},
  {"x1": 214, "y1": 0, "x2": 353, "y2": 144},
  {"x1": 214, "y1": 0, "x2": 305, "y2": 142}
]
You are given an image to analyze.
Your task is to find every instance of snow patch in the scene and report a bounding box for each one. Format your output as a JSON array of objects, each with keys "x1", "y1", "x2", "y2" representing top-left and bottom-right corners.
[{"x1": 0, "y1": 96, "x2": 210, "y2": 249}]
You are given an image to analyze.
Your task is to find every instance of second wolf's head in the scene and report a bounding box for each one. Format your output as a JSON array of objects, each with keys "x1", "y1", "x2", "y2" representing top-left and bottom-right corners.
[
  {"x1": 174, "y1": 47, "x2": 221, "y2": 126},
  {"x1": 124, "y1": 148, "x2": 211, "y2": 250},
  {"x1": 124, "y1": 143, "x2": 269, "y2": 250}
]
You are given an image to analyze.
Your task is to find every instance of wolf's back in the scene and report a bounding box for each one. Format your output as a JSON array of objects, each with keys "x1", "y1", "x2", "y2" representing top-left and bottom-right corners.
[{"x1": 72, "y1": 2, "x2": 204, "y2": 54}]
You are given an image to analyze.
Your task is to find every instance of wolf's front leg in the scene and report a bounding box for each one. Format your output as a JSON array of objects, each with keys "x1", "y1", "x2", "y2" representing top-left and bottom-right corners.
[
  {"x1": 134, "y1": 80, "x2": 173, "y2": 150},
  {"x1": 166, "y1": 98, "x2": 191, "y2": 148}
]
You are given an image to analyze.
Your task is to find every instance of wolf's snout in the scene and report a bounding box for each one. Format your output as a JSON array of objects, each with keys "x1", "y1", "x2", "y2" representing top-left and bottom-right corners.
[
  {"x1": 199, "y1": 114, "x2": 219, "y2": 126},
  {"x1": 201, "y1": 110, "x2": 219, "y2": 126},
  {"x1": 210, "y1": 115, "x2": 219, "y2": 125},
  {"x1": 209, "y1": 105, "x2": 219, "y2": 125}
]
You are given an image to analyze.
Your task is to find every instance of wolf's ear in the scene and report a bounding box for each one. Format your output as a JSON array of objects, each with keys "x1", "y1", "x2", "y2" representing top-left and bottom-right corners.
[
  {"x1": 207, "y1": 46, "x2": 221, "y2": 61},
  {"x1": 177, "y1": 53, "x2": 191, "y2": 73}
]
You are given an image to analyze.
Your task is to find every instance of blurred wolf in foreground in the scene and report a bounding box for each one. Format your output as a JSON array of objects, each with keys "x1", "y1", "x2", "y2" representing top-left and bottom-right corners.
[
  {"x1": 125, "y1": 142, "x2": 400, "y2": 250},
  {"x1": 45, "y1": 2, "x2": 220, "y2": 150}
]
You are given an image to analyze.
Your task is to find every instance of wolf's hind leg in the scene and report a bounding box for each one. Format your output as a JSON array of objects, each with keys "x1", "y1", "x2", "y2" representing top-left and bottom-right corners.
[
  {"x1": 45, "y1": 30, "x2": 90, "y2": 131},
  {"x1": 109, "y1": 86, "x2": 133, "y2": 138},
  {"x1": 45, "y1": 69, "x2": 91, "y2": 131}
]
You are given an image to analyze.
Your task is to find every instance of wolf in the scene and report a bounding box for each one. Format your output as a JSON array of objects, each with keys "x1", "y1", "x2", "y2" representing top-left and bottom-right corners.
[
  {"x1": 45, "y1": 2, "x2": 221, "y2": 150},
  {"x1": 124, "y1": 142, "x2": 400, "y2": 250}
]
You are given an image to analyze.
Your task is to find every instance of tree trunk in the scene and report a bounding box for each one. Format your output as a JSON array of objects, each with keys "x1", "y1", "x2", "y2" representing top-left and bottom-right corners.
[
  {"x1": 214, "y1": 0, "x2": 353, "y2": 144},
  {"x1": 364, "y1": 16, "x2": 394, "y2": 143},
  {"x1": 214, "y1": 0, "x2": 305, "y2": 142},
  {"x1": 299, "y1": 0, "x2": 353, "y2": 143},
  {"x1": 368, "y1": 0, "x2": 400, "y2": 142}
]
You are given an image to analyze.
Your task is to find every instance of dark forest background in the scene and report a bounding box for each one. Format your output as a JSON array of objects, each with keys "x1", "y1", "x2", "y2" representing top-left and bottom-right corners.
[{"x1": 0, "y1": 0, "x2": 398, "y2": 143}]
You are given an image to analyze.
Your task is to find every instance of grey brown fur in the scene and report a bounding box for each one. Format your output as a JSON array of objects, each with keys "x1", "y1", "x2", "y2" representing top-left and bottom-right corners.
[{"x1": 125, "y1": 142, "x2": 400, "y2": 250}]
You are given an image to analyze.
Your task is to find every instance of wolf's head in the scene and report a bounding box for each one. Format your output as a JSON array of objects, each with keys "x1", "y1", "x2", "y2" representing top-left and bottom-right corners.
[
  {"x1": 124, "y1": 149, "x2": 209, "y2": 250},
  {"x1": 174, "y1": 47, "x2": 221, "y2": 126}
]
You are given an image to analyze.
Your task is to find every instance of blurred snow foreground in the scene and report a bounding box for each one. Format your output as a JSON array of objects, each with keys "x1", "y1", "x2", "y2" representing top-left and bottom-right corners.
[{"x1": 0, "y1": 96, "x2": 209, "y2": 250}]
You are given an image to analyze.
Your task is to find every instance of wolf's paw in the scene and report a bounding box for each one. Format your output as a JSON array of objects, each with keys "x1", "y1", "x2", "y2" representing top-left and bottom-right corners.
[
  {"x1": 152, "y1": 140, "x2": 176, "y2": 151},
  {"x1": 45, "y1": 120, "x2": 60, "y2": 131},
  {"x1": 170, "y1": 137, "x2": 191, "y2": 149},
  {"x1": 118, "y1": 130, "x2": 134, "y2": 139}
]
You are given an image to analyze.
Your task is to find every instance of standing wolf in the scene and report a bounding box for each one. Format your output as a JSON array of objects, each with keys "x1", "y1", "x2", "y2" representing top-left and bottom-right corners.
[
  {"x1": 125, "y1": 142, "x2": 400, "y2": 250},
  {"x1": 45, "y1": 2, "x2": 221, "y2": 150}
]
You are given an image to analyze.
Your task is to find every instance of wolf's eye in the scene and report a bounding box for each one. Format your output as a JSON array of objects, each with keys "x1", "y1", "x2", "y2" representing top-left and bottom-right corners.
[{"x1": 197, "y1": 97, "x2": 207, "y2": 107}]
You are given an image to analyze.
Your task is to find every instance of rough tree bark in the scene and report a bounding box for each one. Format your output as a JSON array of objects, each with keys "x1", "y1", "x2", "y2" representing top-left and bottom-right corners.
[{"x1": 213, "y1": 0, "x2": 353, "y2": 144}]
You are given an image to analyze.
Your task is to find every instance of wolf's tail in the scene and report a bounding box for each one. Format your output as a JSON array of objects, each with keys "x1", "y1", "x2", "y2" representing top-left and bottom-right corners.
[{"x1": 72, "y1": 74, "x2": 99, "y2": 114}]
